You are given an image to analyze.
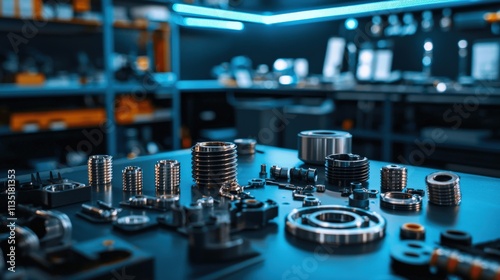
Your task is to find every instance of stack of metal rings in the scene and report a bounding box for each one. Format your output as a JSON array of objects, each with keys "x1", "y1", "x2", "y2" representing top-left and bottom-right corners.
[
  {"x1": 426, "y1": 171, "x2": 461, "y2": 206},
  {"x1": 234, "y1": 138, "x2": 257, "y2": 155},
  {"x1": 122, "y1": 166, "x2": 143, "y2": 192},
  {"x1": 325, "y1": 153, "x2": 369, "y2": 187},
  {"x1": 380, "y1": 164, "x2": 407, "y2": 193},
  {"x1": 380, "y1": 191, "x2": 422, "y2": 211},
  {"x1": 88, "y1": 155, "x2": 113, "y2": 187},
  {"x1": 155, "y1": 160, "x2": 181, "y2": 197},
  {"x1": 191, "y1": 141, "x2": 238, "y2": 188}
]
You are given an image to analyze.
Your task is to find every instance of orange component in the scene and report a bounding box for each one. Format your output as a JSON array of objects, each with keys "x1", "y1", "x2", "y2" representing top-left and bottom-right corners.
[
  {"x1": 484, "y1": 12, "x2": 500, "y2": 23},
  {"x1": 470, "y1": 261, "x2": 483, "y2": 280},
  {"x1": 447, "y1": 254, "x2": 459, "y2": 274},
  {"x1": 153, "y1": 23, "x2": 171, "y2": 72},
  {"x1": 34, "y1": 0, "x2": 43, "y2": 18},
  {"x1": 341, "y1": 119, "x2": 354, "y2": 131},
  {"x1": 15, "y1": 72, "x2": 45, "y2": 85},
  {"x1": 136, "y1": 56, "x2": 150, "y2": 72},
  {"x1": 10, "y1": 108, "x2": 106, "y2": 132},
  {"x1": 73, "y1": 0, "x2": 91, "y2": 13},
  {"x1": 115, "y1": 95, "x2": 154, "y2": 125}
]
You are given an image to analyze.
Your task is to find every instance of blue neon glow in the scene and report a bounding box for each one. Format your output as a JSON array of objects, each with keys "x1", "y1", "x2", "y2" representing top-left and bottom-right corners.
[
  {"x1": 173, "y1": 0, "x2": 468, "y2": 25},
  {"x1": 345, "y1": 18, "x2": 358, "y2": 30},
  {"x1": 182, "y1": 17, "x2": 244, "y2": 31}
]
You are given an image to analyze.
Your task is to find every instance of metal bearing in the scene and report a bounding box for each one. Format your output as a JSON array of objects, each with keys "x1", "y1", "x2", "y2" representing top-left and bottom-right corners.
[
  {"x1": 380, "y1": 191, "x2": 422, "y2": 211},
  {"x1": 302, "y1": 197, "x2": 321, "y2": 207},
  {"x1": 298, "y1": 130, "x2": 352, "y2": 165},
  {"x1": 285, "y1": 205, "x2": 386, "y2": 245},
  {"x1": 400, "y1": 223, "x2": 426, "y2": 240}
]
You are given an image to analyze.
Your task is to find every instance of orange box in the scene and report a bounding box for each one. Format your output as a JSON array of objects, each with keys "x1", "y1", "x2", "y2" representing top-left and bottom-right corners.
[
  {"x1": 115, "y1": 96, "x2": 154, "y2": 125},
  {"x1": 73, "y1": 0, "x2": 90, "y2": 13},
  {"x1": 15, "y1": 72, "x2": 45, "y2": 85},
  {"x1": 10, "y1": 108, "x2": 106, "y2": 132}
]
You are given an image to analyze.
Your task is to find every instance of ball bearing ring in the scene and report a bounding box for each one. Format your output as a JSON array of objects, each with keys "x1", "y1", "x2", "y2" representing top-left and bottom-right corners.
[{"x1": 298, "y1": 130, "x2": 352, "y2": 165}]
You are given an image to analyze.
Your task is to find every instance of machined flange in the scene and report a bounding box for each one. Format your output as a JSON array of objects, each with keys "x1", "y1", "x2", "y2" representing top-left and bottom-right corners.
[{"x1": 285, "y1": 205, "x2": 386, "y2": 245}]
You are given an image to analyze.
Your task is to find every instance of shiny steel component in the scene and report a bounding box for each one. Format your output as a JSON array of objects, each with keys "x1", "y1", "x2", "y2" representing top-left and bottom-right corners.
[
  {"x1": 400, "y1": 223, "x2": 426, "y2": 240},
  {"x1": 155, "y1": 159, "x2": 181, "y2": 197},
  {"x1": 380, "y1": 191, "x2": 422, "y2": 211},
  {"x1": 259, "y1": 164, "x2": 267, "y2": 179},
  {"x1": 122, "y1": 166, "x2": 143, "y2": 192},
  {"x1": 285, "y1": 205, "x2": 386, "y2": 245},
  {"x1": 302, "y1": 196, "x2": 321, "y2": 207},
  {"x1": 219, "y1": 181, "x2": 252, "y2": 200},
  {"x1": 43, "y1": 182, "x2": 86, "y2": 192},
  {"x1": 380, "y1": 164, "x2": 407, "y2": 193},
  {"x1": 81, "y1": 204, "x2": 118, "y2": 221},
  {"x1": 298, "y1": 130, "x2": 352, "y2": 165},
  {"x1": 349, "y1": 189, "x2": 370, "y2": 209},
  {"x1": 234, "y1": 138, "x2": 257, "y2": 155},
  {"x1": 426, "y1": 171, "x2": 461, "y2": 206},
  {"x1": 247, "y1": 178, "x2": 266, "y2": 188},
  {"x1": 325, "y1": 153, "x2": 370, "y2": 187},
  {"x1": 87, "y1": 155, "x2": 112, "y2": 187},
  {"x1": 270, "y1": 165, "x2": 289, "y2": 180},
  {"x1": 116, "y1": 215, "x2": 150, "y2": 226},
  {"x1": 290, "y1": 167, "x2": 318, "y2": 183},
  {"x1": 431, "y1": 247, "x2": 500, "y2": 280},
  {"x1": 316, "y1": 184, "x2": 326, "y2": 193},
  {"x1": 191, "y1": 141, "x2": 238, "y2": 188}
]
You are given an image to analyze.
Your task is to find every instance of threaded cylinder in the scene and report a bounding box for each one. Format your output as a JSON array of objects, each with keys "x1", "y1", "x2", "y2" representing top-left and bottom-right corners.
[
  {"x1": 122, "y1": 166, "x2": 143, "y2": 192},
  {"x1": 325, "y1": 153, "x2": 369, "y2": 187},
  {"x1": 381, "y1": 164, "x2": 407, "y2": 193},
  {"x1": 426, "y1": 171, "x2": 461, "y2": 206},
  {"x1": 88, "y1": 155, "x2": 113, "y2": 187},
  {"x1": 191, "y1": 141, "x2": 237, "y2": 188},
  {"x1": 155, "y1": 159, "x2": 181, "y2": 196}
]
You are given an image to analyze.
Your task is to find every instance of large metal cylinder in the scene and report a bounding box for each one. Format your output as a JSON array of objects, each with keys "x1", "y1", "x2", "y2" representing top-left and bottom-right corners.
[{"x1": 298, "y1": 130, "x2": 352, "y2": 165}]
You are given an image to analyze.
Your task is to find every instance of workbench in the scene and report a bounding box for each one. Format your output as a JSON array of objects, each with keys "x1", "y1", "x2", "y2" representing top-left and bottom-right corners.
[{"x1": 9, "y1": 145, "x2": 500, "y2": 279}]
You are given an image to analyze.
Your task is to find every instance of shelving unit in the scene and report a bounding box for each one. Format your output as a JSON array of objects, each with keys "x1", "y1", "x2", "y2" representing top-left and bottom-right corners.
[{"x1": 0, "y1": 0, "x2": 179, "y2": 172}]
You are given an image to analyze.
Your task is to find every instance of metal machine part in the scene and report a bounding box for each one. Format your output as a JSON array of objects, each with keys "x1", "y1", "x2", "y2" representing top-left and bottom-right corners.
[
  {"x1": 292, "y1": 185, "x2": 316, "y2": 200},
  {"x1": 368, "y1": 189, "x2": 379, "y2": 198},
  {"x1": 440, "y1": 230, "x2": 472, "y2": 248},
  {"x1": 187, "y1": 212, "x2": 258, "y2": 263},
  {"x1": 120, "y1": 195, "x2": 178, "y2": 211},
  {"x1": 290, "y1": 167, "x2": 318, "y2": 184},
  {"x1": 122, "y1": 166, "x2": 143, "y2": 192},
  {"x1": 302, "y1": 196, "x2": 321, "y2": 207},
  {"x1": 325, "y1": 153, "x2": 370, "y2": 188},
  {"x1": 380, "y1": 191, "x2": 422, "y2": 211},
  {"x1": 298, "y1": 130, "x2": 352, "y2": 165},
  {"x1": 259, "y1": 164, "x2": 267, "y2": 179},
  {"x1": 426, "y1": 171, "x2": 461, "y2": 206},
  {"x1": 265, "y1": 179, "x2": 296, "y2": 190},
  {"x1": 191, "y1": 141, "x2": 238, "y2": 188},
  {"x1": 87, "y1": 155, "x2": 113, "y2": 187},
  {"x1": 391, "y1": 241, "x2": 436, "y2": 278},
  {"x1": 285, "y1": 205, "x2": 386, "y2": 245},
  {"x1": 230, "y1": 199, "x2": 279, "y2": 231},
  {"x1": 18, "y1": 205, "x2": 72, "y2": 247},
  {"x1": 431, "y1": 247, "x2": 500, "y2": 280},
  {"x1": 349, "y1": 189, "x2": 370, "y2": 209},
  {"x1": 234, "y1": 138, "x2": 257, "y2": 155},
  {"x1": 380, "y1": 164, "x2": 407, "y2": 193},
  {"x1": 406, "y1": 188, "x2": 425, "y2": 197},
  {"x1": 247, "y1": 178, "x2": 266, "y2": 189},
  {"x1": 0, "y1": 171, "x2": 90, "y2": 208},
  {"x1": 219, "y1": 181, "x2": 253, "y2": 200},
  {"x1": 270, "y1": 165, "x2": 289, "y2": 180},
  {"x1": 350, "y1": 181, "x2": 363, "y2": 190},
  {"x1": 79, "y1": 203, "x2": 119, "y2": 222},
  {"x1": 155, "y1": 159, "x2": 181, "y2": 197},
  {"x1": 117, "y1": 215, "x2": 150, "y2": 226},
  {"x1": 400, "y1": 223, "x2": 426, "y2": 240},
  {"x1": 316, "y1": 184, "x2": 326, "y2": 193}
]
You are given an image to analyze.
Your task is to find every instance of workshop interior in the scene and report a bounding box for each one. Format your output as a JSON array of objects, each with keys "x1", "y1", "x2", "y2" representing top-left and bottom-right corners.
[{"x1": 1, "y1": 0, "x2": 500, "y2": 279}]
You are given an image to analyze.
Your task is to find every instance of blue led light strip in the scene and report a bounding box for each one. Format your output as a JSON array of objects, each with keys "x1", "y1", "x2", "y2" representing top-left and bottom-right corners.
[
  {"x1": 173, "y1": 0, "x2": 470, "y2": 25},
  {"x1": 182, "y1": 17, "x2": 245, "y2": 30}
]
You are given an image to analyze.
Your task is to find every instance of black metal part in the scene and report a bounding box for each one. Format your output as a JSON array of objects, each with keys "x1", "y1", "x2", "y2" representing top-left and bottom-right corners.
[
  {"x1": 187, "y1": 214, "x2": 259, "y2": 263},
  {"x1": 440, "y1": 230, "x2": 473, "y2": 248},
  {"x1": 0, "y1": 172, "x2": 90, "y2": 209},
  {"x1": 120, "y1": 195, "x2": 179, "y2": 211},
  {"x1": 390, "y1": 241, "x2": 438, "y2": 279},
  {"x1": 265, "y1": 179, "x2": 296, "y2": 190},
  {"x1": 259, "y1": 164, "x2": 268, "y2": 179},
  {"x1": 348, "y1": 189, "x2": 370, "y2": 209},
  {"x1": 368, "y1": 189, "x2": 379, "y2": 198},
  {"x1": 247, "y1": 178, "x2": 266, "y2": 189},
  {"x1": 341, "y1": 187, "x2": 352, "y2": 197},
  {"x1": 325, "y1": 153, "x2": 370, "y2": 189},
  {"x1": 230, "y1": 199, "x2": 278, "y2": 231},
  {"x1": 290, "y1": 167, "x2": 318, "y2": 183},
  {"x1": 316, "y1": 184, "x2": 326, "y2": 193},
  {"x1": 270, "y1": 165, "x2": 289, "y2": 180},
  {"x1": 302, "y1": 196, "x2": 321, "y2": 207},
  {"x1": 25, "y1": 237, "x2": 154, "y2": 280}
]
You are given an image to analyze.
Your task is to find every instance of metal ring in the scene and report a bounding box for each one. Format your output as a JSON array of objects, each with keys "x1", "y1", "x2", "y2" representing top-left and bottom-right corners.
[
  {"x1": 400, "y1": 223, "x2": 426, "y2": 240},
  {"x1": 285, "y1": 205, "x2": 386, "y2": 244},
  {"x1": 298, "y1": 130, "x2": 352, "y2": 165},
  {"x1": 380, "y1": 191, "x2": 422, "y2": 211}
]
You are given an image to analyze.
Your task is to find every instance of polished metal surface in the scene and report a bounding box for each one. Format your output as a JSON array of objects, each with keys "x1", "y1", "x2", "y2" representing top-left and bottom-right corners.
[
  {"x1": 122, "y1": 166, "x2": 143, "y2": 192},
  {"x1": 325, "y1": 153, "x2": 370, "y2": 187},
  {"x1": 155, "y1": 159, "x2": 181, "y2": 197},
  {"x1": 298, "y1": 130, "x2": 352, "y2": 165},
  {"x1": 285, "y1": 205, "x2": 386, "y2": 245},
  {"x1": 87, "y1": 155, "x2": 112, "y2": 187},
  {"x1": 380, "y1": 164, "x2": 407, "y2": 193},
  {"x1": 426, "y1": 171, "x2": 461, "y2": 206},
  {"x1": 380, "y1": 191, "x2": 422, "y2": 211},
  {"x1": 191, "y1": 141, "x2": 238, "y2": 188}
]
